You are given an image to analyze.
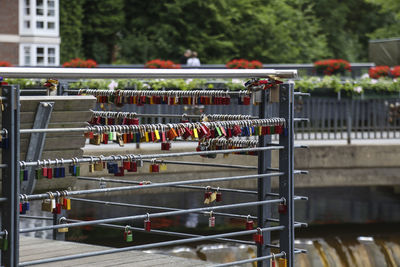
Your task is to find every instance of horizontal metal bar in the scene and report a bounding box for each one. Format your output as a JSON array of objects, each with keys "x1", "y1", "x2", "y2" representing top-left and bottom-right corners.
[
  {"x1": 294, "y1": 118, "x2": 309, "y2": 122},
  {"x1": 143, "y1": 159, "x2": 257, "y2": 170},
  {"x1": 18, "y1": 226, "x2": 284, "y2": 266},
  {"x1": 213, "y1": 252, "x2": 285, "y2": 267},
  {"x1": 295, "y1": 145, "x2": 309, "y2": 149},
  {"x1": 0, "y1": 197, "x2": 7, "y2": 202},
  {"x1": 21, "y1": 118, "x2": 285, "y2": 134},
  {"x1": 77, "y1": 176, "x2": 258, "y2": 195},
  {"x1": 70, "y1": 197, "x2": 258, "y2": 221},
  {"x1": 0, "y1": 164, "x2": 8, "y2": 168},
  {"x1": 20, "y1": 215, "x2": 53, "y2": 220},
  {"x1": 294, "y1": 170, "x2": 308, "y2": 175},
  {"x1": 21, "y1": 146, "x2": 283, "y2": 167},
  {"x1": 23, "y1": 172, "x2": 283, "y2": 201},
  {"x1": 20, "y1": 198, "x2": 284, "y2": 233},
  {"x1": 294, "y1": 92, "x2": 310, "y2": 97},
  {"x1": 0, "y1": 67, "x2": 297, "y2": 79},
  {"x1": 214, "y1": 249, "x2": 305, "y2": 267},
  {"x1": 90, "y1": 111, "x2": 258, "y2": 120},
  {"x1": 266, "y1": 218, "x2": 308, "y2": 228},
  {"x1": 65, "y1": 219, "x2": 254, "y2": 246}
]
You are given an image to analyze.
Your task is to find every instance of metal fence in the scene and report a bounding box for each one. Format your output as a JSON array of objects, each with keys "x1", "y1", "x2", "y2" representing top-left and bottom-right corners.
[
  {"x1": 113, "y1": 96, "x2": 400, "y2": 143},
  {"x1": 0, "y1": 68, "x2": 305, "y2": 267}
]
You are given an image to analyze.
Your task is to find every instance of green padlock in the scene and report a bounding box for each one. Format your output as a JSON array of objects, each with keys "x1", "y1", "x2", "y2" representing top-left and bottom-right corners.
[
  {"x1": 270, "y1": 125, "x2": 275, "y2": 134},
  {"x1": 36, "y1": 169, "x2": 42, "y2": 180},
  {"x1": 2, "y1": 230, "x2": 8, "y2": 251},
  {"x1": 124, "y1": 226, "x2": 133, "y2": 242},
  {"x1": 20, "y1": 170, "x2": 24, "y2": 182}
]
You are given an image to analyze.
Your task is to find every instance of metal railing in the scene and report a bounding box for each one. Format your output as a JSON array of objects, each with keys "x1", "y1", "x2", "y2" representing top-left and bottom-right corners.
[{"x1": 0, "y1": 68, "x2": 305, "y2": 267}]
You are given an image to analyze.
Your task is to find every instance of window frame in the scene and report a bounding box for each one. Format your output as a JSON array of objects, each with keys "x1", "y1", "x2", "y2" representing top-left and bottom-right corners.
[
  {"x1": 19, "y1": 0, "x2": 59, "y2": 36},
  {"x1": 19, "y1": 44, "x2": 59, "y2": 66}
]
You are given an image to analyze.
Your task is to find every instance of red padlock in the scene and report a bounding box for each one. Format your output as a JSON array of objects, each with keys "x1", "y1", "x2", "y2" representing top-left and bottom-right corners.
[
  {"x1": 278, "y1": 203, "x2": 287, "y2": 214},
  {"x1": 246, "y1": 215, "x2": 254, "y2": 230},
  {"x1": 47, "y1": 168, "x2": 53, "y2": 179},
  {"x1": 53, "y1": 203, "x2": 62, "y2": 214},
  {"x1": 161, "y1": 142, "x2": 171, "y2": 151},
  {"x1": 243, "y1": 96, "x2": 251, "y2": 105},
  {"x1": 123, "y1": 161, "x2": 131, "y2": 170},
  {"x1": 253, "y1": 227, "x2": 264, "y2": 244},
  {"x1": 204, "y1": 187, "x2": 212, "y2": 201},
  {"x1": 144, "y1": 213, "x2": 151, "y2": 232},
  {"x1": 216, "y1": 188, "x2": 222, "y2": 202},
  {"x1": 209, "y1": 212, "x2": 215, "y2": 227},
  {"x1": 128, "y1": 161, "x2": 137, "y2": 172}
]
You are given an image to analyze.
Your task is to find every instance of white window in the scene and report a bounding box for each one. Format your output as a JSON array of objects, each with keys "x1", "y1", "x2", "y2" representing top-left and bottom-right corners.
[
  {"x1": 19, "y1": 0, "x2": 59, "y2": 36},
  {"x1": 19, "y1": 44, "x2": 59, "y2": 66}
]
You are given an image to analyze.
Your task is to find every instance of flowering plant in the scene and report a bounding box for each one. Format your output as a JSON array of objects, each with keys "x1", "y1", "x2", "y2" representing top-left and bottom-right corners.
[
  {"x1": 368, "y1": 66, "x2": 390, "y2": 79},
  {"x1": 226, "y1": 59, "x2": 263, "y2": 69},
  {"x1": 390, "y1": 66, "x2": 400, "y2": 78},
  {"x1": 314, "y1": 59, "x2": 351, "y2": 75},
  {"x1": 62, "y1": 58, "x2": 97, "y2": 68},
  {"x1": 145, "y1": 59, "x2": 181, "y2": 69},
  {"x1": 0, "y1": 61, "x2": 13, "y2": 67}
]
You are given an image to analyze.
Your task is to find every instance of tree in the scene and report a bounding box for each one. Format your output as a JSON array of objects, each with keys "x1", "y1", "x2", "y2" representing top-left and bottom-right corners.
[
  {"x1": 82, "y1": 0, "x2": 124, "y2": 64},
  {"x1": 119, "y1": 0, "x2": 330, "y2": 64},
  {"x1": 60, "y1": 0, "x2": 84, "y2": 63},
  {"x1": 366, "y1": 0, "x2": 400, "y2": 39}
]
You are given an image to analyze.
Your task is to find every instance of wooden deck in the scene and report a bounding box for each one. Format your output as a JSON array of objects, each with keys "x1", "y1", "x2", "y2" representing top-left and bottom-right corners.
[{"x1": 20, "y1": 236, "x2": 210, "y2": 266}]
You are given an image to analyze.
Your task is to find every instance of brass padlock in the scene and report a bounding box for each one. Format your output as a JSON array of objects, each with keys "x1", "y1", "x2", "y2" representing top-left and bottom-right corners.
[{"x1": 41, "y1": 199, "x2": 52, "y2": 212}]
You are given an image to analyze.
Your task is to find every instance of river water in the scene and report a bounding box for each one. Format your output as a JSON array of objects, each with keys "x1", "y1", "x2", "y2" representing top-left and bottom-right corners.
[{"x1": 21, "y1": 185, "x2": 400, "y2": 266}]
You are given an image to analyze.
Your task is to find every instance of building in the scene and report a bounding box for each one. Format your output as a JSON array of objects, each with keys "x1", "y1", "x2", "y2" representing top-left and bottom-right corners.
[{"x1": 0, "y1": 0, "x2": 60, "y2": 66}]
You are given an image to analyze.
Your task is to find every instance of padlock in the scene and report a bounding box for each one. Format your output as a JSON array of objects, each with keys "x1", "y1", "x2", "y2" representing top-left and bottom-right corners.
[
  {"x1": 123, "y1": 161, "x2": 131, "y2": 170},
  {"x1": 114, "y1": 166, "x2": 125, "y2": 177},
  {"x1": 35, "y1": 168, "x2": 42, "y2": 179},
  {"x1": 62, "y1": 198, "x2": 71, "y2": 210},
  {"x1": 161, "y1": 142, "x2": 171, "y2": 151},
  {"x1": 144, "y1": 213, "x2": 151, "y2": 232},
  {"x1": 124, "y1": 226, "x2": 133, "y2": 242},
  {"x1": 94, "y1": 162, "x2": 103, "y2": 171},
  {"x1": 278, "y1": 199, "x2": 287, "y2": 214},
  {"x1": 22, "y1": 201, "x2": 30, "y2": 213},
  {"x1": 41, "y1": 199, "x2": 53, "y2": 212},
  {"x1": 160, "y1": 162, "x2": 167, "y2": 171},
  {"x1": 128, "y1": 161, "x2": 137, "y2": 172},
  {"x1": 42, "y1": 166, "x2": 48, "y2": 178},
  {"x1": 2, "y1": 230, "x2": 8, "y2": 251},
  {"x1": 150, "y1": 163, "x2": 159, "y2": 173},
  {"x1": 19, "y1": 202, "x2": 22, "y2": 213},
  {"x1": 58, "y1": 227, "x2": 69, "y2": 233},
  {"x1": 208, "y1": 212, "x2": 215, "y2": 227},
  {"x1": 47, "y1": 168, "x2": 53, "y2": 179},
  {"x1": 243, "y1": 96, "x2": 251, "y2": 105},
  {"x1": 216, "y1": 188, "x2": 222, "y2": 202},
  {"x1": 89, "y1": 163, "x2": 95, "y2": 173},
  {"x1": 253, "y1": 227, "x2": 264, "y2": 244},
  {"x1": 278, "y1": 258, "x2": 287, "y2": 267},
  {"x1": 245, "y1": 215, "x2": 254, "y2": 230},
  {"x1": 204, "y1": 187, "x2": 212, "y2": 204},
  {"x1": 270, "y1": 254, "x2": 278, "y2": 267},
  {"x1": 53, "y1": 202, "x2": 62, "y2": 214}
]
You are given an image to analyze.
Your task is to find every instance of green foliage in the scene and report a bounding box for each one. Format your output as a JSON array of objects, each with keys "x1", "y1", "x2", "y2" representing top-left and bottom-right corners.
[
  {"x1": 82, "y1": 0, "x2": 124, "y2": 64},
  {"x1": 119, "y1": 0, "x2": 330, "y2": 64},
  {"x1": 60, "y1": 0, "x2": 84, "y2": 63},
  {"x1": 295, "y1": 76, "x2": 400, "y2": 94}
]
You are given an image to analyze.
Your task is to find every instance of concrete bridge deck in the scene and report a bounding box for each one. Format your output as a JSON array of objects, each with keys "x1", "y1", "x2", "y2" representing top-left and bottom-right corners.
[{"x1": 20, "y1": 236, "x2": 209, "y2": 267}]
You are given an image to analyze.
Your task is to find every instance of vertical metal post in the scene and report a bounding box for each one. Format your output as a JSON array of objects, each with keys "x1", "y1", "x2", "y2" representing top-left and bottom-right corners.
[
  {"x1": 279, "y1": 83, "x2": 294, "y2": 266},
  {"x1": 53, "y1": 210, "x2": 66, "y2": 240},
  {"x1": 346, "y1": 99, "x2": 352, "y2": 144},
  {"x1": 257, "y1": 90, "x2": 271, "y2": 267},
  {"x1": 1, "y1": 85, "x2": 20, "y2": 267}
]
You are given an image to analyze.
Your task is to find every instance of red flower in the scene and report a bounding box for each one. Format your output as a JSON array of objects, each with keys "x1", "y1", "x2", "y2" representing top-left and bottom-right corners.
[
  {"x1": 62, "y1": 58, "x2": 97, "y2": 68},
  {"x1": 226, "y1": 59, "x2": 263, "y2": 69},
  {"x1": 314, "y1": 59, "x2": 351, "y2": 75},
  {"x1": 145, "y1": 59, "x2": 181, "y2": 69},
  {"x1": 368, "y1": 66, "x2": 390, "y2": 79},
  {"x1": 0, "y1": 61, "x2": 13, "y2": 67},
  {"x1": 390, "y1": 66, "x2": 400, "y2": 78}
]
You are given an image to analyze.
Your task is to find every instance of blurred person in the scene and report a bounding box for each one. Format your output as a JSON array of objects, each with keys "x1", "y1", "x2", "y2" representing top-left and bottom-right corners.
[
  {"x1": 187, "y1": 51, "x2": 201, "y2": 67},
  {"x1": 180, "y1": 49, "x2": 192, "y2": 64}
]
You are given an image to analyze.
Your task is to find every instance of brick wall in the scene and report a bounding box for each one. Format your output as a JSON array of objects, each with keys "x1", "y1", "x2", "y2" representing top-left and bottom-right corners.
[
  {"x1": 0, "y1": 43, "x2": 19, "y2": 65},
  {"x1": 0, "y1": 0, "x2": 19, "y2": 34}
]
